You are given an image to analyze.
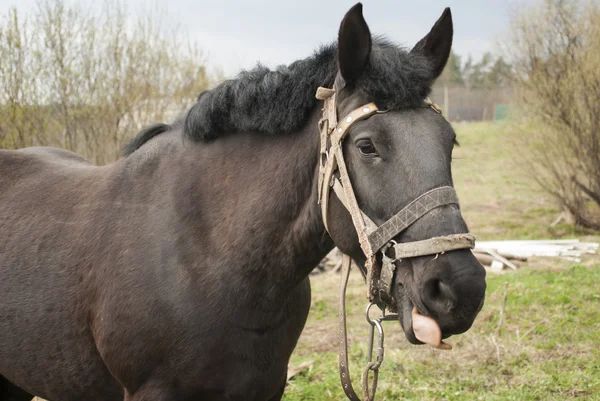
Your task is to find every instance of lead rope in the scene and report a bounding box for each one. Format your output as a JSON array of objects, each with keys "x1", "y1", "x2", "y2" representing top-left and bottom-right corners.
[
  {"x1": 362, "y1": 362, "x2": 378, "y2": 401},
  {"x1": 339, "y1": 254, "x2": 362, "y2": 401},
  {"x1": 339, "y1": 254, "x2": 380, "y2": 401}
]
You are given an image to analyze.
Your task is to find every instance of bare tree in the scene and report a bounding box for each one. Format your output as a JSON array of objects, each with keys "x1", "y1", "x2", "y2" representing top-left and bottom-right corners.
[
  {"x1": 0, "y1": 0, "x2": 211, "y2": 164},
  {"x1": 506, "y1": 0, "x2": 600, "y2": 229},
  {"x1": 0, "y1": 8, "x2": 48, "y2": 149}
]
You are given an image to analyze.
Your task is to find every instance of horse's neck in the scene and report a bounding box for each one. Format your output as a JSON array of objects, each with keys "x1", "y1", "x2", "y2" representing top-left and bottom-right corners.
[{"x1": 161, "y1": 111, "x2": 333, "y2": 291}]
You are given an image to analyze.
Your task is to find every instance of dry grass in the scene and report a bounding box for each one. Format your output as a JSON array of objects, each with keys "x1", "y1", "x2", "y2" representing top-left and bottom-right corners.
[{"x1": 451, "y1": 122, "x2": 595, "y2": 241}]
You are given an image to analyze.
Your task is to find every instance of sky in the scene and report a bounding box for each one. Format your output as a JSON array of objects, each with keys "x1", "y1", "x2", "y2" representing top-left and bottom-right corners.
[{"x1": 0, "y1": 0, "x2": 533, "y2": 77}]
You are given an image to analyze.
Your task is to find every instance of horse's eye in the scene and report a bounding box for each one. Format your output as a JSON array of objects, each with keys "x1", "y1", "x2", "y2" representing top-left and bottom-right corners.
[{"x1": 357, "y1": 139, "x2": 378, "y2": 156}]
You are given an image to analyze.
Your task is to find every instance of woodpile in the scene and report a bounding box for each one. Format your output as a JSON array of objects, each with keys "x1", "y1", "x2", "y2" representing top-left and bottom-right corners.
[
  {"x1": 311, "y1": 240, "x2": 598, "y2": 275},
  {"x1": 473, "y1": 239, "x2": 598, "y2": 272}
]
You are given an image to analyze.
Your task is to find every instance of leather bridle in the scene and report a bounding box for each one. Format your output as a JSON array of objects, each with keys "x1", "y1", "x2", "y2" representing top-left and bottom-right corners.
[{"x1": 315, "y1": 86, "x2": 476, "y2": 401}]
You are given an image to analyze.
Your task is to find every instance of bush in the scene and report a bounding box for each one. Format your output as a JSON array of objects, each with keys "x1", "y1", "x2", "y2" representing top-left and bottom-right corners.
[{"x1": 507, "y1": 0, "x2": 600, "y2": 229}]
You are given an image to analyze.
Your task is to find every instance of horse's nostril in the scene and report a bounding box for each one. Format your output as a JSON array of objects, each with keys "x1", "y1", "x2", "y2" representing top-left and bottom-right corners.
[
  {"x1": 409, "y1": 251, "x2": 487, "y2": 337},
  {"x1": 424, "y1": 278, "x2": 445, "y2": 299},
  {"x1": 423, "y1": 278, "x2": 455, "y2": 311},
  {"x1": 424, "y1": 278, "x2": 442, "y2": 299}
]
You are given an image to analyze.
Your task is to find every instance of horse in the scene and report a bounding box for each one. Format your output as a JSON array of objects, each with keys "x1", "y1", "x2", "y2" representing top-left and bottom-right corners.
[{"x1": 0, "y1": 3, "x2": 486, "y2": 400}]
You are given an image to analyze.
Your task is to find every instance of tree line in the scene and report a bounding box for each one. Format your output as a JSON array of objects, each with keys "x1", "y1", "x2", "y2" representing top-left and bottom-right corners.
[{"x1": 436, "y1": 51, "x2": 513, "y2": 90}]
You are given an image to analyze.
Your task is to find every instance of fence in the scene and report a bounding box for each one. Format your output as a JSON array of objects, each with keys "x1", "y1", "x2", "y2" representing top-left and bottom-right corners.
[{"x1": 429, "y1": 86, "x2": 514, "y2": 122}]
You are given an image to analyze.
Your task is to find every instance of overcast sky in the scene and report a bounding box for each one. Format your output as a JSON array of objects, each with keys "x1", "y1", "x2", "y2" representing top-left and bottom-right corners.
[{"x1": 1, "y1": 0, "x2": 532, "y2": 76}]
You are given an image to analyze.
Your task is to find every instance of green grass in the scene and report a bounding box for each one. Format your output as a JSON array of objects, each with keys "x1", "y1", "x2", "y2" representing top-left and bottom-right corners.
[
  {"x1": 285, "y1": 264, "x2": 600, "y2": 401},
  {"x1": 283, "y1": 122, "x2": 600, "y2": 401}
]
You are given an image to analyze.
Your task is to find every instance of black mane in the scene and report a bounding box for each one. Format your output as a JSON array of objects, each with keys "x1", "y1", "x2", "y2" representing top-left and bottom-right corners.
[
  {"x1": 124, "y1": 37, "x2": 436, "y2": 153},
  {"x1": 122, "y1": 123, "x2": 171, "y2": 156},
  {"x1": 185, "y1": 38, "x2": 435, "y2": 142}
]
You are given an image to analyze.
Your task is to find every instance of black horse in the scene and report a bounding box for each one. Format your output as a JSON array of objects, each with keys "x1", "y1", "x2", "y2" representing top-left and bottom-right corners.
[{"x1": 0, "y1": 4, "x2": 486, "y2": 400}]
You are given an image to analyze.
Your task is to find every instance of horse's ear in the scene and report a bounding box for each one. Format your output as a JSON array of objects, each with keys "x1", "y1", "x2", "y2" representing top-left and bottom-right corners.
[
  {"x1": 410, "y1": 8, "x2": 453, "y2": 79},
  {"x1": 337, "y1": 3, "x2": 372, "y2": 85}
]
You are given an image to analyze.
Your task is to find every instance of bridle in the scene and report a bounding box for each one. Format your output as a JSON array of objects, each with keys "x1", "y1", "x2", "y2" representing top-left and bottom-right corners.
[{"x1": 315, "y1": 86, "x2": 476, "y2": 401}]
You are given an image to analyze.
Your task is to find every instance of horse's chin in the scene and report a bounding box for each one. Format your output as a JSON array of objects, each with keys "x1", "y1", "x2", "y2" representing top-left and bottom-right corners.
[{"x1": 395, "y1": 283, "x2": 424, "y2": 345}]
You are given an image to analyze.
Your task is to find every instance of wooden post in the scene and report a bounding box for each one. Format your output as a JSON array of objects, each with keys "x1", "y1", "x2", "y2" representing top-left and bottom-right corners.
[{"x1": 444, "y1": 84, "x2": 449, "y2": 118}]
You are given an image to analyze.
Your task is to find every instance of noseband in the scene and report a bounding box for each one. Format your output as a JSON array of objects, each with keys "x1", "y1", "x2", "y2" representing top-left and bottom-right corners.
[{"x1": 315, "y1": 86, "x2": 475, "y2": 401}]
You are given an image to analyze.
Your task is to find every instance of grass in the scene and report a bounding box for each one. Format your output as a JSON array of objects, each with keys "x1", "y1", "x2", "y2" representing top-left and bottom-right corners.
[{"x1": 283, "y1": 122, "x2": 600, "y2": 401}]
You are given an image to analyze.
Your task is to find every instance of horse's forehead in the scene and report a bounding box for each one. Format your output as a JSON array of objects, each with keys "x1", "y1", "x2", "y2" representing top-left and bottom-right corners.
[{"x1": 355, "y1": 108, "x2": 449, "y2": 139}]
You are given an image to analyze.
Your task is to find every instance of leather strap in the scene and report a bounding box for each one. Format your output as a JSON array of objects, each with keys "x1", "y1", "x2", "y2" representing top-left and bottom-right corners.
[
  {"x1": 320, "y1": 153, "x2": 336, "y2": 233},
  {"x1": 332, "y1": 178, "x2": 378, "y2": 233},
  {"x1": 378, "y1": 250, "x2": 397, "y2": 310},
  {"x1": 339, "y1": 254, "x2": 362, "y2": 401},
  {"x1": 424, "y1": 97, "x2": 443, "y2": 114},
  {"x1": 331, "y1": 103, "x2": 378, "y2": 144},
  {"x1": 317, "y1": 88, "x2": 337, "y2": 210},
  {"x1": 317, "y1": 117, "x2": 329, "y2": 205},
  {"x1": 362, "y1": 362, "x2": 378, "y2": 401},
  {"x1": 367, "y1": 186, "x2": 460, "y2": 253},
  {"x1": 319, "y1": 101, "x2": 378, "y2": 235},
  {"x1": 377, "y1": 233, "x2": 476, "y2": 309},
  {"x1": 393, "y1": 233, "x2": 475, "y2": 258},
  {"x1": 334, "y1": 144, "x2": 376, "y2": 286},
  {"x1": 339, "y1": 254, "x2": 380, "y2": 401}
]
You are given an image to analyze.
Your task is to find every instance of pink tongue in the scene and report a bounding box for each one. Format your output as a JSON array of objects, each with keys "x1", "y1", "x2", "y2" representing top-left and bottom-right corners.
[{"x1": 411, "y1": 307, "x2": 452, "y2": 350}]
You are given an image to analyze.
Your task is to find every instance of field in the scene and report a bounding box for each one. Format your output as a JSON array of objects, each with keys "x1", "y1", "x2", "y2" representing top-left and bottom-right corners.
[{"x1": 282, "y1": 122, "x2": 600, "y2": 401}]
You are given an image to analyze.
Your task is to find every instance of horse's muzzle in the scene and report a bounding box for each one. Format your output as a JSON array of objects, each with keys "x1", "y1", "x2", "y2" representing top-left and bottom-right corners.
[{"x1": 394, "y1": 249, "x2": 486, "y2": 347}]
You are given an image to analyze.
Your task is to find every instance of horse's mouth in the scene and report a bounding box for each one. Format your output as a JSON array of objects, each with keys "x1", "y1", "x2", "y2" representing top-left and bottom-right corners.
[
  {"x1": 395, "y1": 284, "x2": 421, "y2": 344},
  {"x1": 395, "y1": 282, "x2": 453, "y2": 350}
]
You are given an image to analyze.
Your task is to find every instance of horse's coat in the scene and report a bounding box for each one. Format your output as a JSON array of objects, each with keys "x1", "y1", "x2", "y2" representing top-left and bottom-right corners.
[{"x1": 0, "y1": 4, "x2": 485, "y2": 400}]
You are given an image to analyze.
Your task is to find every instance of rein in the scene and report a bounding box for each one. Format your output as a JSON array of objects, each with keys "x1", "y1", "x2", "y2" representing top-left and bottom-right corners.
[{"x1": 315, "y1": 87, "x2": 475, "y2": 401}]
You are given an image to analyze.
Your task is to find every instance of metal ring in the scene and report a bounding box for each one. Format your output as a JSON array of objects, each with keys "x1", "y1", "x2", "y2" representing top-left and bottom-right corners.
[
  {"x1": 385, "y1": 239, "x2": 398, "y2": 252},
  {"x1": 372, "y1": 318, "x2": 384, "y2": 337},
  {"x1": 383, "y1": 240, "x2": 398, "y2": 263},
  {"x1": 365, "y1": 302, "x2": 379, "y2": 326}
]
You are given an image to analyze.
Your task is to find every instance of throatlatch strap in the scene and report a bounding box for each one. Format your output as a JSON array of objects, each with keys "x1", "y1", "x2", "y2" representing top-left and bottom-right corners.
[
  {"x1": 332, "y1": 178, "x2": 378, "y2": 233},
  {"x1": 317, "y1": 88, "x2": 337, "y2": 219},
  {"x1": 367, "y1": 186, "x2": 460, "y2": 253}
]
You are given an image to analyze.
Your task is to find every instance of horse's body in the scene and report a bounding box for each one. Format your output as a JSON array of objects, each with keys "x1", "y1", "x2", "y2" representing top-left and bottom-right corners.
[
  {"x1": 1, "y1": 126, "x2": 325, "y2": 400},
  {"x1": 1, "y1": 4, "x2": 486, "y2": 400}
]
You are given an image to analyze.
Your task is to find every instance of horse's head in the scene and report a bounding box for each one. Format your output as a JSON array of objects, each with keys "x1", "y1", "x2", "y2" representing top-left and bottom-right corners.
[{"x1": 324, "y1": 3, "x2": 486, "y2": 347}]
